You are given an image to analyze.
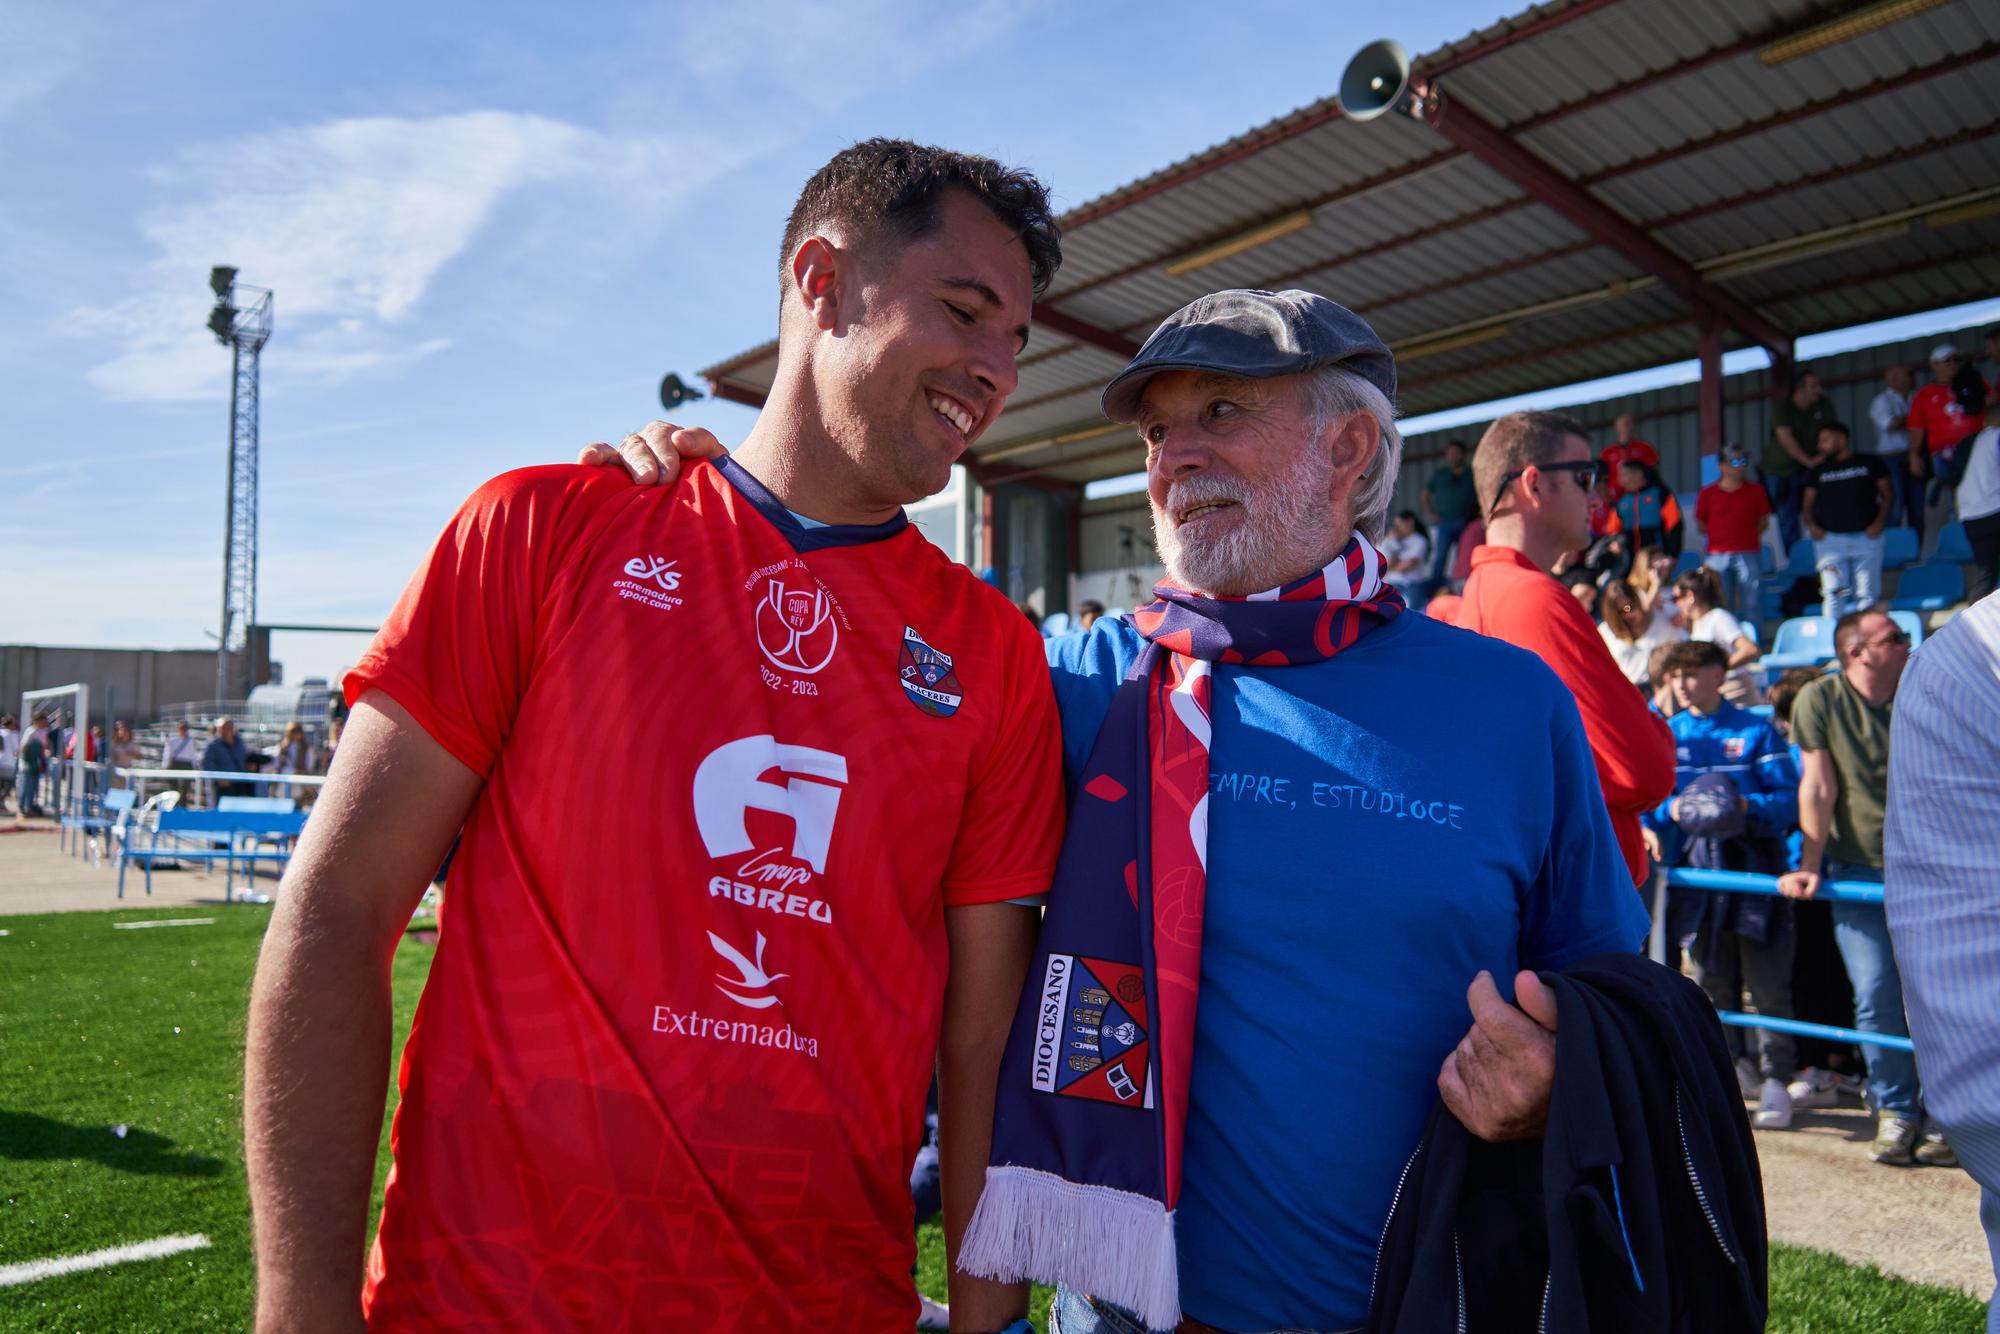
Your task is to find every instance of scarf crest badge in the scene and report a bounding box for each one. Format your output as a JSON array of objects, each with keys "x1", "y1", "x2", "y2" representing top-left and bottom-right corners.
[{"x1": 961, "y1": 534, "x2": 1403, "y2": 1330}]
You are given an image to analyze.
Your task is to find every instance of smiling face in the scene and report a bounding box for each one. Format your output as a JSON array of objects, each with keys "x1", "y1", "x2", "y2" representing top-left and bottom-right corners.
[
  {"x1": 1139, "y1": 369, "x2": 1366, "y2": 596},
  {"x1": 807, "y1": 189, "x2": 1032, "y2": 508}
]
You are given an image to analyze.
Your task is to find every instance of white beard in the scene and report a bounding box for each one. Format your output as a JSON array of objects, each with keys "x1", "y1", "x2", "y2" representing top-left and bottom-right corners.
[{"x1": 1152, "y1": 447, "x2": 1340, "y2": 596}]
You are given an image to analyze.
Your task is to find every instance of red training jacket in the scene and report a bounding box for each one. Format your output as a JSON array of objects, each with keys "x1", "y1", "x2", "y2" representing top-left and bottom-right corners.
[{"x1": 1455, "y1": 545, "x2": 1676, "y2": 888}]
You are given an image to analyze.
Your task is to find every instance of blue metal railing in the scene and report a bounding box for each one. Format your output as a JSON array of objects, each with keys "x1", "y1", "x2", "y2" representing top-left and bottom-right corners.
[{"x1": 1662, "y1": 867, "x2": 1915, "y2": 1054}]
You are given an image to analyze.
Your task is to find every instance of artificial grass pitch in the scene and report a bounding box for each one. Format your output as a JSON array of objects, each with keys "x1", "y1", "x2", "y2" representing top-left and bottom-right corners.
[{"x1": 1, "y1": 906, "x2": 1987, "y2": 1331}]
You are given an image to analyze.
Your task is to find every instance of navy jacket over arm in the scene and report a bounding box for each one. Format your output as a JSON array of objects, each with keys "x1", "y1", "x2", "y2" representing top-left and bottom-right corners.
[{"x1": 1364, "y1": 953, "x2": 1766, "y2": 1334}]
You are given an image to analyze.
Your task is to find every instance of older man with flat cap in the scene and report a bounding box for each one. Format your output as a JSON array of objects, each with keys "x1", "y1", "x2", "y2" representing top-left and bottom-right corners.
[{"x1": 596, "y1": 289, "x2": 1646, "y2": 1334}]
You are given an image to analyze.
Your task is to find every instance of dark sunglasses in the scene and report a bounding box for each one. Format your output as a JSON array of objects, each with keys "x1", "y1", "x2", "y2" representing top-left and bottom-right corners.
[{"x1": 1487, "y1": 460, "x2": 1601, "y2": 516}]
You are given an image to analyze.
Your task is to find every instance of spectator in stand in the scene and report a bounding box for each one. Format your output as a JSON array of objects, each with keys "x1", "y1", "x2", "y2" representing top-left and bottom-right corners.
[
  {"x1": 1627, "y1": 545, "x2": 1678, "y2": 629},
  {"x1": 274, "y1": 721, "x2": 314, "y2": 804},
  {"x1": 109, "y1": 721, "x2": 141, "y2": 789},
  {"x1": 1644, "y1": 640, "x2": 1801, "y2": 1129},
  {"x1": 1671, "y1": 568, "x2": 1761, "y2": 702},
  {"x1": 1561, "y1": 566, "x2": 1600, "y2": 618},
  {"x1": 1602, "y1": 459, "x2": 1683, "y2": 570},
  {"x1": 1445, "y1": 513, "x2": 1484, "y2": 592},
  {"x1": 1802, "y1": 421, "x2": 1893, "y2": 624},
  {"x1": 1779, "y1": 609, "x2": 1950, "y2": 1168},
  {"x1": 200, "y1": 716, "x2": 264, "y2": 802},
  {"x1": 163, "y1": 720, "x2": 199, "y2": 771},
  {"x1": 1765, "y1": 369, "x2": 1838, "y2": 554},
  {"x1": 1765, "y1": 667, "x2": 1822, "y2": 740},
  {"x1": 1419, "y1": 440, "x2": 1478, "y2": 592},
  {"x1": 1457, "y1": 409, "x2": 1677, "y2": 890},
  {"x1": 1380, "y1": 509, "x2": 1430, "y2": 604},
  {"x1": 18, "y1": 715, "x2": 50, "y2": 817},
  {"x1": 1696, "y1": 443, "x2": 1774, "y2": 622},
  {"x1": 1599, "y1": 576, "x2": 1683, "y2": 688},
  {"x1": 1647, "y1": 643, "x2": 1680, "y2": 717},
  {"x1": 1953, "y1": 398, "x2": 2000, "y2": 602},
  {"x1": 318, "y1": 717, "x2": 343, "y2": 774},
  {"x1": 1869, "y1": 365, "x2": 1917, "y2": 533},
  {"x1": 1908, "y1": 344, "x2": 1987, "y2": 545},
  {"x1": 1884, "y1": 591, "x2": 2000, "y2": 1320},
  {"x1": 1075, "y1": 600, "x2": 1105, "y2": 633},
  {"x1": 1599, "y1": 412, "x2": 1659, "y2": 504},
  {"x1": 0, "y1": 714, "x2": 17, "y2": 815}
]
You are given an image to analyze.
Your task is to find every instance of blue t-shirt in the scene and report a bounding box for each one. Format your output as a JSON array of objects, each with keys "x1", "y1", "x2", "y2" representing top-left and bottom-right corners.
[{"x1": 1046, "y1": 612, "x2": 1647, "y2": 1331}]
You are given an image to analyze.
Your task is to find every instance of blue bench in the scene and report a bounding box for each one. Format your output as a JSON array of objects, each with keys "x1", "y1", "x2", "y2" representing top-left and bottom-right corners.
[
  {"x1": 59, "y1": 787, "x2": 137, "y2": 857},
  {"x1": 117, "y1": 808, "x2": 309, "y2": 901}
]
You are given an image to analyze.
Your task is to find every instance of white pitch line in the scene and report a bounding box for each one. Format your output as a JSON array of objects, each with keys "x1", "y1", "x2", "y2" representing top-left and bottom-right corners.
[
  {"x1": 112, "y1": 918, "x2": 215, "y2": 930},
  {"x1": 0, "y1": 1233, "x2": 211, "y2": 1287}
]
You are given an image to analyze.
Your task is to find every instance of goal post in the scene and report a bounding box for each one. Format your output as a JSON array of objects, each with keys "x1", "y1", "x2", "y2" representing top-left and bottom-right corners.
[{"x1": 21, "y1": 682, "x2": 89, "y2": 822}]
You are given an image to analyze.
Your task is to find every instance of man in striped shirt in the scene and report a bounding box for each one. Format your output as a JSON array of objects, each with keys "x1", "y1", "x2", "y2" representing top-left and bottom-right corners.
[{"x1": 1885, "y1": 591, "x2": 2000, "y2": 1330}]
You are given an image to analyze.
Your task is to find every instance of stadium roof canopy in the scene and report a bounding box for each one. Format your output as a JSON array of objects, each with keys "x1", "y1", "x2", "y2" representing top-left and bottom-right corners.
[{"x1": 700, "y1": 0, "x2": 2000, "y2": 488}]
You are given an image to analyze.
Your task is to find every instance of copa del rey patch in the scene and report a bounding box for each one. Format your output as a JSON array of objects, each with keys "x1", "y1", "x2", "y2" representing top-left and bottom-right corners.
[
  {"x1": 1029, "y1": 953, "x2": 1153, "y2": 1109},
  {"x1": 897, "y1": 626, "x2": 964, "y2": 717}
]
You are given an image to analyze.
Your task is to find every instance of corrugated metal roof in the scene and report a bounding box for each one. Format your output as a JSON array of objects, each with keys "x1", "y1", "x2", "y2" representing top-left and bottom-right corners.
[{"x1": 702, "y1": 0, "x2": 2000, "y2": 488}]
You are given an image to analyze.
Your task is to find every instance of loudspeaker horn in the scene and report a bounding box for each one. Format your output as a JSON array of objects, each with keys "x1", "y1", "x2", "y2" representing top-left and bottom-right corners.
[
  {"x1": 659, "y1": 372, "x2": 706, "y2": 411},
  {"x1": 1338, "y1": 39, "x2": 1412, "y2": 122}
]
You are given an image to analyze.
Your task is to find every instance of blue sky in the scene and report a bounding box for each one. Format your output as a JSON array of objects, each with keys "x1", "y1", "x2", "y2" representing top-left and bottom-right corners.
[{"x1": 3, "y1": 1, "x2": 1992, "y2": 685}]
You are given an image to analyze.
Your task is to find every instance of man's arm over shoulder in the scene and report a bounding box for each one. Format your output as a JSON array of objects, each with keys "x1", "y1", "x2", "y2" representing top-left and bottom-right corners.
[{"x1": 245, "y1": 692, "x2": 483, "y2": 1331}]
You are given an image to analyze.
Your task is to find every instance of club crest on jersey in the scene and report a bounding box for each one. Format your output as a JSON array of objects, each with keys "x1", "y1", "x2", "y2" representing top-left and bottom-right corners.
[
  {"x1": 756, "y1": 578, "x2": 840, "y2": 675},
  {"x1": 1723, "y1": 736, "x2": 1747, "y2": 761},
  {"x1": 1029, "y1": 954, "x2": 1152, "y2": 1109},
  {"x1": 898, "y1": 626, "x2": 964, "y2": 718}
]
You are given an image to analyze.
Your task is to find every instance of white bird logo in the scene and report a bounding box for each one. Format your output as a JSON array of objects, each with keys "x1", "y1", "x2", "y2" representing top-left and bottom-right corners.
[{"x1": 709, "y1": 929, "x2": 788, "y2": 1009}]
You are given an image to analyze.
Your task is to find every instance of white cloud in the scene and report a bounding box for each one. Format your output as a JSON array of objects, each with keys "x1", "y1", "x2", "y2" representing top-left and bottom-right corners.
[{"x1": 76, "y1": 111, "x2": 735, "y2": 403}]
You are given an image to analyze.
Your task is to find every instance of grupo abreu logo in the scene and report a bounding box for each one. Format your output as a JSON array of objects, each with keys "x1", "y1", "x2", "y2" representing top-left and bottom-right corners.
[{"x1": 693, "y1": 735, "x2": 846, "y2": 925}]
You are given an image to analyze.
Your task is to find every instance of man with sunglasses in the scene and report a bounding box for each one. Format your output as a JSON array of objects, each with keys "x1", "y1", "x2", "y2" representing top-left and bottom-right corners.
[
  {"x1": 1779, "y1": 609, "x2": 1952, "y2": 1169},
  {"x1": 1457, "y1": 411, "x2": 1676, "y2": 891}
]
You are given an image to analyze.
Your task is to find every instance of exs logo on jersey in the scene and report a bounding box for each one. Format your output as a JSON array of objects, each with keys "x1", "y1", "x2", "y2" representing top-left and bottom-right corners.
[
  {"x1": 693, "y1": 735, "x2": 846, "y2": 926},
  {"x1": 611, "y1": 553, "x2": 686, "y2": 613}
]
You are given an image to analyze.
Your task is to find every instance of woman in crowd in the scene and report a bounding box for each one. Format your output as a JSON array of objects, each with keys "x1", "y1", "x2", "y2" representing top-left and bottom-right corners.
[
  {"x1": 274, "y1": 721, "x2": 314, "y2": 803},
  {"x1": 1671, "y1": 567, "x2": 1762, "y2": 700},
  {"x1": 109, "y1": 720, "x2": 142, "y2": 789},
  {"x1": 1628, "y1": 545, "x2": 1680, "y2": 631},
  {"x1": 1598, "y1": 576, "x2": 1683, "y2": 688}
]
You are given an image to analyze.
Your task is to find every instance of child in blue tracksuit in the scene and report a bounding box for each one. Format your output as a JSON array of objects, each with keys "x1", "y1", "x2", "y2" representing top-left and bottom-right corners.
[{"x1": 1646, "y1": 639, "x2": 1802, "y2": 1127}]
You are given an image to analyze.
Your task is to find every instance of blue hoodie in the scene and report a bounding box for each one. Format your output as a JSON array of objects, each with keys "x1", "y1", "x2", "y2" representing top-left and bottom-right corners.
[{"x1": 1647, "y1": 700, "x2": 1798, "y2": 845}]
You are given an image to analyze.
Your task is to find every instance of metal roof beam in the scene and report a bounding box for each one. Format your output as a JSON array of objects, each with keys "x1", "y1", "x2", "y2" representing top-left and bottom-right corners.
[
  {"x1": 1031, "y1": 305, "x2": 1141, "y2": 360},
  {"x1": 1410, "y1": 85, "x2": 1793, "y2": 360}
]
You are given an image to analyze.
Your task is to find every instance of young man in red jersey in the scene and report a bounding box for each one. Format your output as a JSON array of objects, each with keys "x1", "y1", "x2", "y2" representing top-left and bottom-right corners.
[
  {"x1": 1695, "y1": 443, "x2": 1774, "y2": 622},
  {"x1": 244, "y1": 140, "x2": 1065, "y2": 1333}
]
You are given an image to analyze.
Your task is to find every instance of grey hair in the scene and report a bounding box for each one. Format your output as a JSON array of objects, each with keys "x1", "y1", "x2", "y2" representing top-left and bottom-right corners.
[{"x1": 1303, "y1": 365, "x2": 1402, "y2": 543}]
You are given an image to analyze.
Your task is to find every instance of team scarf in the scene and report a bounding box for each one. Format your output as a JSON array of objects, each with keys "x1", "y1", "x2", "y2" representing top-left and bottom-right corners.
[{"x1": 959, "y1": 534, "x2": 1405, "y2": 1330}]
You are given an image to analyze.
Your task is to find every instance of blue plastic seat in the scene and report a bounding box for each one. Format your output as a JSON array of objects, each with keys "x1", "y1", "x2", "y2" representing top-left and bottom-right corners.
[
  {"x1": 1934, "y1": 522, "x2": 1973, "y2": 563},
  {"x1": 1881, "y1": 526, "x2": 1919, "y2": 569},
  {"x1": 1784, "y1": 538, "x2": 1816, "y2": 579},
  {"x1": 1756, "y1": 615, "x2": 1835, "y2": 678},
  {"x1": 1673, "y1": 550, "x2": 1704, "y2": 579},
  {"x1": 1891, "y1": 562, "x2": 1964, "y2": 611}
]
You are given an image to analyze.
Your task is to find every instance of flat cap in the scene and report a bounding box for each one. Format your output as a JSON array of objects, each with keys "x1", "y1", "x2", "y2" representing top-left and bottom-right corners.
[{"x1": 1100, "y1": 288, "x2": 1397, "y2": 424}]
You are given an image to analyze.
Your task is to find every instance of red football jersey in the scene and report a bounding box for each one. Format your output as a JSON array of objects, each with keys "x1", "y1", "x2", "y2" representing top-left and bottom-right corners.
[{"x1": 344, "y1": 459, "x2": 1063, "y2": 1331}]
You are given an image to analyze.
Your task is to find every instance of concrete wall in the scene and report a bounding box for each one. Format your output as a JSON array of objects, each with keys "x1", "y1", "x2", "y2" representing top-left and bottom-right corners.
[{"x1": 2, "y1": 636, "x2": 272, "y2": 724}]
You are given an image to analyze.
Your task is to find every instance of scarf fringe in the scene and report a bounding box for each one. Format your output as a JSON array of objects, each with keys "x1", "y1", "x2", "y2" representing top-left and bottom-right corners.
[{"x1": 959, "y1": 1163, "x2": 1180, "y2": 1331}]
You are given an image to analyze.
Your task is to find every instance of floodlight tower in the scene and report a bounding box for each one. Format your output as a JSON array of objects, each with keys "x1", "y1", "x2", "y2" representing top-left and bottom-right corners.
[{"x1": 206, "y1": 266, "x2": 274, "y2": 702}]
